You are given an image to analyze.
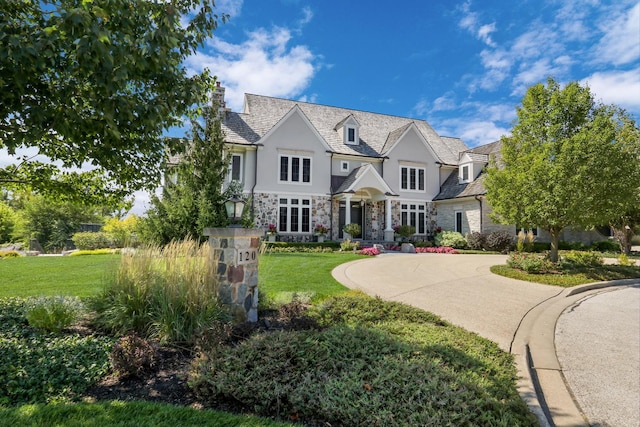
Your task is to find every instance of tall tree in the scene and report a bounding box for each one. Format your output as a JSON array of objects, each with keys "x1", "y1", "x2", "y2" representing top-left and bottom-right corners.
[
  {"x1": 0, "y1": 0, "x2": 227, "y2": 200},
  {"x1": 485, "y1": 78, "x2": 640, "y2": 262},
  {"x1": 141, "y1": 105, "x2": 231, "y2": 244}
]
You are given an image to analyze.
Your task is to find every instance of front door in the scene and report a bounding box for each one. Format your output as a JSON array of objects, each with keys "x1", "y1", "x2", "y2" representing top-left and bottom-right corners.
[{"x1": 338, "y1": 201, "x2": 364, "y2": 238}]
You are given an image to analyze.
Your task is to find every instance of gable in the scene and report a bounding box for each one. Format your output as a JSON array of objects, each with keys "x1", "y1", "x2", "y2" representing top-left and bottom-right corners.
[
  {"x1": 258, "y1": 105, "x2": 331, "y2": 152},
  {"x1": 384, "y1": 124, "x2": 439, "y2": 163}
]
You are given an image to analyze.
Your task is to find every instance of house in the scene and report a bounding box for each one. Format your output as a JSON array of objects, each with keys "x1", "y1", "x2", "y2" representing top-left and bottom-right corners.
[{"x1": 217, "y1": 84, "x2": 606, "y2": 244}]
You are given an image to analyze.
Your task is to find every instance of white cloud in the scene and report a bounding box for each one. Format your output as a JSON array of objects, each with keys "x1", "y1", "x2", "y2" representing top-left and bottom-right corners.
[
  {"x1": 216, "y1": 0, "x2": 244, "y2": 17},
  {"x1": 593, "y1": 2, "x2": 640, "y2": 66},
  {"x1": 457, "y1": 1, "x2": 497, "y2": 47},
  {"x1": 431, "y1": 93, "x2": 457, "y2": 112},
  {"x1": 436, "y1": 118, "x2": 510, "y2": 147},
  {"x1": 582, "y1": 69, "x2": 640, "y2": 110},
  {"x1": 187, "y1": 26, "x2": 317, "y2": 111}
]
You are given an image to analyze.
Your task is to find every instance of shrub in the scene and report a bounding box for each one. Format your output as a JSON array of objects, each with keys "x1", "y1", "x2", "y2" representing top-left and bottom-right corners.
[
  {"x1": 415, "y1": 246, "x2": 458, "y2": 254},
  {"x1": 434, "y1": 231, "x2": 467, "y2": 249},
  {"x1": 591, "y1": 240, "x2": 620, "y2": 253},
  {"x1": 72, "y1": 231, "x2": 112, "y2": 250},
  {"x1": 561, "y1": 250, "x2": 604, "y2": 267},
  {"x1": 358, "y1": 247, "x2": 379, "y2": 256},
  {"x1": 396, "y1": 224, "x2": 415, "y2": 239},
  {"x1": 618, "y1": 253, "x2": 636, "y2": 266},
  {"x1": 0, "y1": 250, "x2": 21, "y2": 258},
  {"x1": 0, "y1": 298, "x2": 113, "y2": 405},
  {"x1": 0, "y1": 201, "x2": 17, "y2": 244},
  {"x1": 190, "y1": 293, "x2": 535, "y2": 426},
  {"x1": 343, "y1": 223, "x2": 361, "y2": 238},
  {"x1": 485, "y1": 231, "x2": 513, "y2": 253},
  {"x1": 507, "y1": 252, "x2": 555, "y2": 274},
  {"x1": 25, "y1": 296, "x2": 83, "y2": 333},
  {"x1": 559, "y1": 241, "x2": 586, "y2": 251},
  {"x1": 340, "y1": 239, "x2": 360, "y2": 251},
  {"x1": 92, "y1": 239, "x2": 223, "y2": 344},
  {"x1": 109, "y1": 333, "x2": 159, "y2": 378},
  {"x1": 102, "y1": 215, "x2": 140, "y2": 248},
  {"x1": 465, "y1": 232, "x2": 486, "y2": 250}
]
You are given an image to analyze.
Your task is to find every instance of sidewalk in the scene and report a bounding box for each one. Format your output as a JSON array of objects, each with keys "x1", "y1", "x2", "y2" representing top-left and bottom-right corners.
[{"x1": 332, "y1": 253, "x2": 640, "y2": 426}]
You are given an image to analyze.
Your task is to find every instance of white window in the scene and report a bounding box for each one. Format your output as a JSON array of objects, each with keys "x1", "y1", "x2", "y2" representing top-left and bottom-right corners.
[
  {"x1": 345, "y1": 126, "x2": 358, "y2": 145},
  {"x1": 279, "y1": 154, "x2": 311, "y2": 184},
  {"x1": 341, "y1": 161, "x2": 349, "y2": 172},
  {"x1": 278, "y1": 197, "x2": 311, "y2": 233},
  {"x1": 229, "y1": 153, "x2": 243, "y2": 182},
  {"x1": 455, "y1": 211, "x2": 463, "y2": 233},
  {"x1": 461, "y1": 165, "x2": 469, "y2": 182},
  {"x1": 400, "y1": 166, "x2": 425, "y2": 191},
  {"x1": 400, "y1": 203, "x2": 426, "y2": 234}
]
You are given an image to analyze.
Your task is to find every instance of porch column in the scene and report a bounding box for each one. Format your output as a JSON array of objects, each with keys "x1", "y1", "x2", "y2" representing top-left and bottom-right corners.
[
  {"x1": 344, "y1": 194, "x2": 352, "y2": 226},
  {"x1": 384, "y1": 197, "x2": 394, "y2": 242}
]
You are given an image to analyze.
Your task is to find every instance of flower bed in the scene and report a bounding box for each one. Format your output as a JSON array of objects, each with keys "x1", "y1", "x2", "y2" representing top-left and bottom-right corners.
[{"x1": 386, "y1": 245, "x2": 458, "y2": 254}]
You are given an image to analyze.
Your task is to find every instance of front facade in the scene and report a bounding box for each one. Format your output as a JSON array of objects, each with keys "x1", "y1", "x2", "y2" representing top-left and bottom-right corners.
[{"x1": 218, "y1": 87, "x2": 605, "y2": 244}]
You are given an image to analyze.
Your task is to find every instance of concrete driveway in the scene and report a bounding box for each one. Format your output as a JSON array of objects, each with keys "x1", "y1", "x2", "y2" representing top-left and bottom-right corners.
[
  {"x1": 333, "y1": 253, "x2": 562, "y2": 352},
  {"x1": 332, "y1": 252, "x2": 640, "y2": 427}
]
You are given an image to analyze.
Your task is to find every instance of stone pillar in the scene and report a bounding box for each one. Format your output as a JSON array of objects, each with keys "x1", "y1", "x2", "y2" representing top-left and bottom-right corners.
[
  {"x1": 384, "y1": 198, "x2": 394, "y2": 242},
  {"x1": 203, "y1": 227, "x2": 262, "y2": 323}
]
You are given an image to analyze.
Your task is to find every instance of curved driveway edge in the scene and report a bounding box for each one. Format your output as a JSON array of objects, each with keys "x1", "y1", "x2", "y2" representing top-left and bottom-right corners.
[{"x1": 332, "y1": 253, "x2": 640, "y2": 427}]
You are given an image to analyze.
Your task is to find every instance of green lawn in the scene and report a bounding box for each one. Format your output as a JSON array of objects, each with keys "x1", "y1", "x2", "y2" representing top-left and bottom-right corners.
[
  {"x1": 259, "y1": 251, "x2": 365, "y2": 302},
  {"x1": 491, "y1": 263, "x2": 640, "y2": 287},
  {"x1": 0, "y1": 401, "x2": 291, "y2": 427},
  {"x1": 0, "y1": 255, "x2": 120, "y2": 297}
]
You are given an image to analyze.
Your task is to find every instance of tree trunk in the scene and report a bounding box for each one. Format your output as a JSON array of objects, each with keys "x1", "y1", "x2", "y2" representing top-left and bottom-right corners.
[
  {"x1": 611, "y1": 225, "x2": 633, "y2": 255},
  {"x1": 549, "y1": 228, "x2": 561, "y2": 263}
]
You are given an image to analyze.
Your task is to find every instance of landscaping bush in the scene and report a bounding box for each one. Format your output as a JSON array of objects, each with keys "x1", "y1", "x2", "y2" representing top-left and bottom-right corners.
[
  {"x1": 434, "y1": 231, "x2": 467, "y2": 249},
  {"x1": 415, "y1": 246, "x2": 458, "y2": 254},
  {"x1": 558, "y1": 241, "x2": 586, "y2": 251},
  {"x1": 266, "y1": 242, "x2": 337, "y2": 253},
  {"x1": 0, "y1": 298, "x2": 113, "y2": 405},
  {"x1": 109, "y1": 333, "x2": 159, "y2": 378},
  {"x1": 358, "y1": 247, "x2": 379, "y2": 256},
  {"x1": 343, "y1": 223, "x2": 361, "y2": 238},
  {"x1": 25, "y1": 296, "x2": 83, "y2": 333},
  {"x1": 465, "y1": 231, "x2": 486, "y2": 250},
  {"x1": 485, "y1": 230, "x2": 514, "y2": 253},
  {"x1": 591, "y1": 240, "x2": 620, "y2": 253},
  {"x1": 189, "y1": 293, "x2": 536, "y2": 426},
  {"x1": 507, "y1": 252, "x2": 555, "y2": 274},
  {"x1": 561, "y1": 250, "x2": 604, "y2": 268},
  {"x1": 92, "y1": 239, "x2": 224, "y2": 344},
  {"x1": 72, "y1": 231, "x2": 112, "y2": 250},
  {"x1": 0, "y1": 250, "x2": 21, "y2": 258},
  {"x1": 340, "y1": 239, "x2": 360, "y2": 251}
]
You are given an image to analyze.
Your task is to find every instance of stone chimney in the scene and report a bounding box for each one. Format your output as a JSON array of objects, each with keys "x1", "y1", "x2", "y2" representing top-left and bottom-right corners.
[{"x1": 212, "y1": 81, "x2": 228, "y2": 118}]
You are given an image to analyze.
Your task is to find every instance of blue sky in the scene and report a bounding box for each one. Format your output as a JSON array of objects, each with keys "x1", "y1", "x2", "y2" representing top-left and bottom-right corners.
[
  {"x1": 185, "y1": 0, "x2": 639, "y2": 147},
  {"x1": 2, "y1": 0, "x2": 639, "y2": 215}
]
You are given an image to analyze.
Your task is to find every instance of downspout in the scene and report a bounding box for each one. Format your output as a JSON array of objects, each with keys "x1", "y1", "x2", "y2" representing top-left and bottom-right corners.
[{"x1": 474, "y1": 195, "x2": 483, "y2": 233}]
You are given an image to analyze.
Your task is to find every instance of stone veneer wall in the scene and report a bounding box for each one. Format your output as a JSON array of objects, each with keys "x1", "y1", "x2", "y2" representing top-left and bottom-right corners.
[
  {"x1": 253, "y1": 193, "x2": 332, "y2": 240},
  {"x1": 204, "y1": 228, "x2": 261, "y2": 323}
]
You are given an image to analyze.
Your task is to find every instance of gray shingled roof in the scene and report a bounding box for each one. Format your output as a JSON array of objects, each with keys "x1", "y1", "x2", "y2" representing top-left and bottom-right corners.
[
  {"x1": 434, "y1": 140, "x2": 502, "y2": 201},
  {"x1": 222, "y1": 94, "x2": 467, "y2": 164},
  {"x1": 433, "y1": 171, "x2": 487, "y2": 201}
]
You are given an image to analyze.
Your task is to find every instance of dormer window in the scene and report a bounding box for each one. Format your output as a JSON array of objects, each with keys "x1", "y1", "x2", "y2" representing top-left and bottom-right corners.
[
  {"x1": 462, "y1": 165, "x2": 469, "y2": 182},
  {"x1": 345, "y1": 126, "x2": 358, "y2": 145},
  {"x1": 347, "y1": 127, "x2": 356, "y2": 143},
  {"x1": 335, "y1": 115, "x2": 360, "y2": 146}
]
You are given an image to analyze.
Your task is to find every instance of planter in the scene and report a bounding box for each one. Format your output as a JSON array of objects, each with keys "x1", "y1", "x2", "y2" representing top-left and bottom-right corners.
[
  {"x1": 317, "y1": 235, "x2": 325, "y2": 243},
  {"x1": 267, "y1": 234, "x2": 276, "y2": 242}
]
